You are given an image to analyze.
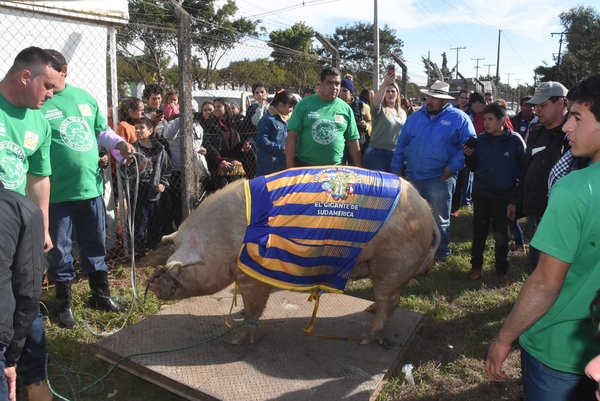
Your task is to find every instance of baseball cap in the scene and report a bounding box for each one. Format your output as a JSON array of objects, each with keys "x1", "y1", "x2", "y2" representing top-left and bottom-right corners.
[{"x1": 528, "y1": 81, "x2": 568, "y2": 105}]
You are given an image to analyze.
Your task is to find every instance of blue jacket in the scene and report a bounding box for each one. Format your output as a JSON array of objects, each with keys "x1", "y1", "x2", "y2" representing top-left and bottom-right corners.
[
  {"x1": 255, "y1": 109, "x2": 287, "y2": 176},
  {"x1": 465, "y1": 128, "x2": 526, "y2": 197},
  {"x1": 391, "y1": 103, "x2": 475, "y2": 180}
]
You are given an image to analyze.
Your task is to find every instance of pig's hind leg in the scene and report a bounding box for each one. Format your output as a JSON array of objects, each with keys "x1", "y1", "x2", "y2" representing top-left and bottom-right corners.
[{"x1": 360, "y1": 258, "x2": 411, "y2": 345}]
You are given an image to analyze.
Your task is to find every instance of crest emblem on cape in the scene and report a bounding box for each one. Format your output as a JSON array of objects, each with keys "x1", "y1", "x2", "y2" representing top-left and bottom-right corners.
[{"x1": 314, "y1": 167, "x2": 361, "y2": 201}]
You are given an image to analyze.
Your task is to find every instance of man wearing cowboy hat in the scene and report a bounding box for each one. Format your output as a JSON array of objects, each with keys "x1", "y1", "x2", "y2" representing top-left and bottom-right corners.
[{"x1": 391, "y1": 80, "x2": 476, "y2": 261}]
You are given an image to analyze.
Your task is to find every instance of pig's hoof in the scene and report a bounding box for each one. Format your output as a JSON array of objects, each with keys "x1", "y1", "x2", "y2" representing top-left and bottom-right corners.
[
  {"x1": 229, "y1": 327, "x2": 256, "y2": 345},
  {"x1": 360, "y1": 330, "x2": 388, "y2": 346},
  {"x1": 359, "y1": 332, "x2": 376, "y2": 345}
]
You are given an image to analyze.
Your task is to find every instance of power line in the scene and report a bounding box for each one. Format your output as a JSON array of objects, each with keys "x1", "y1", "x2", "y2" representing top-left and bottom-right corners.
[{"x1": 450, "y1": 46, "x2": 466, "y2": 79}]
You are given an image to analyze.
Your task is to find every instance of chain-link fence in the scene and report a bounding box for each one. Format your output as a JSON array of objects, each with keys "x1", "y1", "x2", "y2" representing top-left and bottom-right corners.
[
  {"x1": 3, "y1": 1, "x2": 419, "y2": 267},
  {"x1": 0, "y1": 4, "x2": 128, "y2": 264}
]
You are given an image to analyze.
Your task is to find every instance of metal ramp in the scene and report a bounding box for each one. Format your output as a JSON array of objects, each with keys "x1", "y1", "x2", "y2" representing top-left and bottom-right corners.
[{"x1": 96, "y1": 288, "x2": 422, "y2": 401}]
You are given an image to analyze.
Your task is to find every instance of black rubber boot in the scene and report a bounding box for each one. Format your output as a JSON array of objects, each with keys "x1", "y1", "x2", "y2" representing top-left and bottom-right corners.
[
  {"x1": 87, "y1": 271, "x2": 125, "y2": 312},
  {"x1": 55, "y1": 281, "x2": 75, "y2": 328}
]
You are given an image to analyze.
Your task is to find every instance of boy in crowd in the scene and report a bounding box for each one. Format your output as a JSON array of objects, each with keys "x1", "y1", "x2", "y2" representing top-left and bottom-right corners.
[
  {"x1": 463, "y1": 103, "x2": 526, "y2": 285},
  {"x1": 241, "y1": 82, "x2": 269, "y2": 133},
  {"x1": 125, "y1": 117, "x2": 171, "y2": 258},
  {"x1": 486, "y1": 73, "x2": 600, "y2": 401}
]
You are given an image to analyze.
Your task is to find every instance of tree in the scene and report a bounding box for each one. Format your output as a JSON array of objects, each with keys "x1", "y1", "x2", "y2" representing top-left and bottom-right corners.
[
  {"x1": 440, "y1": 52, "x2": 453, "y2": 79},
  {"x1": 324, "y1": 22, "x2": 404, "y2": 80},
  {"x1": 117, "y1": 0, "x2": 177, "y2": 86},
  {"x1": 268, "y1": 22, "x2": 320, "y2": 92},
  {"x1": 534, "y1": 6, "x2": 600, "y2": 87},
  {"x1": 218, "y1": 59, "x2": 285, "y2": 90},
  {"x1": 182, "y1": 0, "x2": 261, "y2": 89},
  {"x1": 421, "y1": 52, "x2": 453, "y2": 83}
]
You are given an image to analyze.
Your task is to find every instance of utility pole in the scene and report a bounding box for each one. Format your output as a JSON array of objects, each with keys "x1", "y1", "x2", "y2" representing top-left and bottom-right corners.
[
  {"x1": 372, "y1": 0, "x2": 380, "y2": 90},
  {"x1": 450, "y1": 45, "x2": 466, "y2": 79},
  {"x1": 472, "y1": 57, "x2": 484, "y2": 79},
  {"x1": 505, "y1": 72, "x2": 513, "y2": 107},
  {"x1": 515, "y1": 78, "x2": 522, "y2": 113},
  {"x1": 484, "y1": 63, "x2": 495, "y2": 79},
  {"x1": 496, "y1": 29, "x2": 501, "y2": 81},
  {"x1": 551, "y1": 31, "x2": 567, "y2": 77}
]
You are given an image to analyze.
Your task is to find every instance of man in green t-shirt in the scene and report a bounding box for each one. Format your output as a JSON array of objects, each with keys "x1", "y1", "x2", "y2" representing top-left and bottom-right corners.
[
  {"x1": 285, "y1": 66, "x2": 361, "y2": 168},
  {"x1": 41, "y1": 50, "x2": 135, "y2": 329},
  {"x1": 0, "y1": 46, "x2": 62, "y2": 401},
  {"x1": 486, "y1": 73, "x2": 600, "y2": 400}
]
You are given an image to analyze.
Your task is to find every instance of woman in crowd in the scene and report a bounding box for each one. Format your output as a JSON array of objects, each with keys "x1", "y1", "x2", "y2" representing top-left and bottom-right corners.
[
  {"x1": 255, "y1": 89, "x2": 297, "y2": 176},
  {"x1": 362, "y1": 71, "x2": 407, "y2": 172},
  {"x1": 203, "y1": 97, "x2": 256, "y2": 191},
  {"x1": 116, "y1": 97, "x2": 144, "y2": 143},
  {"x1": 401, "y1": 97, "x2": 415, "y2": 117},
  {"x1": 197, "y1": 101, "x2": 214, "y2": 131}
]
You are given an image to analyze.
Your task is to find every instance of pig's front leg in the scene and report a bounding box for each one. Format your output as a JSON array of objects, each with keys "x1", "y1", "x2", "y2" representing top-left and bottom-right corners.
[{"x1": 230, "y1": 272, "x2": 272, "y2": 345}]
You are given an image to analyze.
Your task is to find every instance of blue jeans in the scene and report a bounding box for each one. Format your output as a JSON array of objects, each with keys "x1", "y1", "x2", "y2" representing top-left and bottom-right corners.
[
  {"x1": 16, "y1": 313, "x2": 47, "y2": 386},
  {"x1": 47, "y1": 196, "x2": 108, "y2": 283},
  {"x1": 462, "y1": 171, "x2": 473, "y2": 206},
  {"x1": 411, "y1": 176, "x2": 456, "y2": 260},
  {"x1": 508, "y1": 218, "x2": 525, "y2": 246},
  {"x1": 362, "y1": 147, "x2": 394, "y2": 173},
  {"x1": 521, "y1": 348, "x2": 596, "y2": 401}
]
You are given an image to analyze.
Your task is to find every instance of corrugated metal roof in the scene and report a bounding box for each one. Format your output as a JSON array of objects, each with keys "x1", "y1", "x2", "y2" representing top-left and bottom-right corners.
[{"x1": 0, "y1": 0, "x2": 129, "y2": 24}]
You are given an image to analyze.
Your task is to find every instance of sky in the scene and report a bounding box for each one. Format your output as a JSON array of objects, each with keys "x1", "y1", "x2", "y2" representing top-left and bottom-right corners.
[{"x1": 230, "y1": 0, "x2": 597, "y2": 88}]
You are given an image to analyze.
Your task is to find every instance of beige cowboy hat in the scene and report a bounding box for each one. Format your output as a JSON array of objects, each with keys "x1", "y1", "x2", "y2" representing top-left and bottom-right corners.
[{"x1": 420, "y1": 81, "x2": 455, "y2": 100}]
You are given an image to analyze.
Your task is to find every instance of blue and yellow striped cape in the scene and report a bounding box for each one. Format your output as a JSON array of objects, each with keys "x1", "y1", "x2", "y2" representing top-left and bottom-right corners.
[{"x1": 237, "y1": 166, "x2": 401, "y2": 293}]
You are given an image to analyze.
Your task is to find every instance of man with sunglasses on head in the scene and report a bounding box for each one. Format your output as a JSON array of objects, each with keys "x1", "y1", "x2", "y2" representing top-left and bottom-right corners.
[{"x1": 507, "y1": 81, "x2": 569, "y2": 273}]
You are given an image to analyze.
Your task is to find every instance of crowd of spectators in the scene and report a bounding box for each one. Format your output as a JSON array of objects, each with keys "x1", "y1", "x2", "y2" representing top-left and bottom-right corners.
[{"x1": 3, "y1": 46, "x2": 600, "y2": 401}]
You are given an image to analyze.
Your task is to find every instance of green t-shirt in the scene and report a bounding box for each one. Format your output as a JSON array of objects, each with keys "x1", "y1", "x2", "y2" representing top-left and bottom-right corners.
[
  {"x1": 41, "y1": 85, "x2": 108, "y2": 203},
  {"x1": 520, "y1": 162, "x2": 600, "y2": 374},
  {"x1": 287, "y1": 94, "x2": 359, "y2": 165},
  {"x1": 0, "y1": 93, "x2": 52, "y2": 195}
]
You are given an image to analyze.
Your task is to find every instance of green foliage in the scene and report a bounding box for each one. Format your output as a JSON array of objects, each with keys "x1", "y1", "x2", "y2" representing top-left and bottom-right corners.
[
  {"x1": 218, "y1": 58, "x2": 286, "y2": 90},
  {"x1": 117, "y1": 0, "x2": 176, "y2": 86},
  {"x1": 183, "y1": 0, "x2": 260, "y2": 89},
  {"x1": 535, "y1": 5, "x2": 600, "y2": 87},
  {"x1": 324, "y1": 22, "x2": 404, "y2": 76},
  {"x1": 421, "y1": 52, "x2": 453, "y2": 83},
  {"x1": 268, "y1": 22, "x2": 316, "y2": 64},
  {"x1": 268, "y1": 22, "x2": 321, "y2": 92}
]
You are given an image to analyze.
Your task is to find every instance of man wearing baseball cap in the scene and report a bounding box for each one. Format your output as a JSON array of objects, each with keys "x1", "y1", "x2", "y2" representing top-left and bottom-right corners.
[
  {"x1": 391, "y1": 81, "x2": 476, "y2": 261},
  {"x1": 507, "y1": 81, "x2": 569, "y2": 273}
]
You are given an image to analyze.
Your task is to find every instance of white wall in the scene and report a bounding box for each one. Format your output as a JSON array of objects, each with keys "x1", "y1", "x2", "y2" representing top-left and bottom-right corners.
[{"x1": 0, "y1": 7, "x2": 110, "y2": 114}]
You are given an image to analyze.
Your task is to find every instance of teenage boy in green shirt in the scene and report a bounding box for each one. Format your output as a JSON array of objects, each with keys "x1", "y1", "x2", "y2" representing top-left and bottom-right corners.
[{"x1": 486, "y1": 73, "x2": 600, "y2": 401}]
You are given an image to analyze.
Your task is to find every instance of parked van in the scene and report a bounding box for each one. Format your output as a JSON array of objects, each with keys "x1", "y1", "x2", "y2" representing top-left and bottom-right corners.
[{"x1": 192, "y1": 89, "x2": 253, "y2": 116}]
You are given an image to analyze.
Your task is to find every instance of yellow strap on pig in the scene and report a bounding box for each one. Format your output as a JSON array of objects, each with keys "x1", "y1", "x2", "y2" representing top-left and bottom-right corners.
[
  {"x1": 302, "y1": 290, "x2": 322, "y2": 335},
  {"x1": 302, "y1": 291, "x2": 361, "y2": 341},
  {"x1": 224, "y1": 282, "x2": 240, "y2": 329}
]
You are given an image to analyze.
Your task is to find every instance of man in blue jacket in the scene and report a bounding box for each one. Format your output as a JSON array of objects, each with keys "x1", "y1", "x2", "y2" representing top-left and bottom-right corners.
[{"x1": 391, "y1": 81, "x2": 476, "y2": 261}]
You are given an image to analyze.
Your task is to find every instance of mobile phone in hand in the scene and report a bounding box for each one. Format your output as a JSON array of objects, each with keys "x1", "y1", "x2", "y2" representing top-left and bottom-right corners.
[
  {"x1": 387, "y1": 64, "x2": 395, "y2": 76},
  {"x1": 465, "y1": 137, "x2": 478, "y2": 148}
]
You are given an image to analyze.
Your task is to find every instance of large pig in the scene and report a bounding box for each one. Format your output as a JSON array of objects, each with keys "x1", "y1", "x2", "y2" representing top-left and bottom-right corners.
[{"x1": 146, "y1": 167, "x2": 439, "y2": 345}]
